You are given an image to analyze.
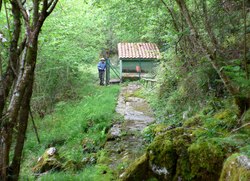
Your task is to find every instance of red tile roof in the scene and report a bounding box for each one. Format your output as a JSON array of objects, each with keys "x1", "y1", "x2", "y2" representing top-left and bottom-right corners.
[{"x1": 118, "y1": 43, "x2": 160, "y2": 59}]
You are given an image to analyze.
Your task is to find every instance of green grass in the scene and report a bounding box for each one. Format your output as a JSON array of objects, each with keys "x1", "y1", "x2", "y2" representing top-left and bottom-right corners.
[
  {"x1": 20, "y1": 64, "x2": 120, "y2": 180},
  {"x1": 33, "y1": 165, "x2": 114, "y2": 181}
]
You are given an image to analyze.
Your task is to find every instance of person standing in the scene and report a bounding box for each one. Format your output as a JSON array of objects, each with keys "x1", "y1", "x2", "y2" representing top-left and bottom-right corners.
[{"x1": 97, "y1": 58, "x2": 106, "y2": 85}]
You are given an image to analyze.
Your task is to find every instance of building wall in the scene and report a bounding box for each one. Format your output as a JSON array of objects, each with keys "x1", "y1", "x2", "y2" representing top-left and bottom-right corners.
[{"x1": 121, "y1": 59, "x2": 158, "y2": 73}]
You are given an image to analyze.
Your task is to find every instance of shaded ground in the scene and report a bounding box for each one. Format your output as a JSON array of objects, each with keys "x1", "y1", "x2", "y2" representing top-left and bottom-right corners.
[{"x1": 104, "y1": 83, "x2": 155, "y2": 178}]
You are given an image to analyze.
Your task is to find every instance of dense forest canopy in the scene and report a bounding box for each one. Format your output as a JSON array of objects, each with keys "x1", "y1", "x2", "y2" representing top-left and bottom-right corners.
[{"x1": 0, "y1": 0, "x2": 249, "y2": 180}]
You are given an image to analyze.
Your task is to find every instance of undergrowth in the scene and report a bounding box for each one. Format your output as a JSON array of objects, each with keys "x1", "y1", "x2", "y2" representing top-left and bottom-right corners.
[
  {"x1": 140, "y1": 54, "x2": 250, "y2": 168},
  {"x1": 20, "y1": 64, "x2": 120, "y2": 180}
]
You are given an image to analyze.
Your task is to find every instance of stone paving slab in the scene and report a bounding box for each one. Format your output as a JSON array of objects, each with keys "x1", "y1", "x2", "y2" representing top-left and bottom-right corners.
[{"x1": 105, "y1": 83, "x2": 155, "y2": 174}]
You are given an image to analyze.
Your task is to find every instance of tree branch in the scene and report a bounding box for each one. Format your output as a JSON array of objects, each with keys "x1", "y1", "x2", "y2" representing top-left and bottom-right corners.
[
  {"x1": 160, "y1": 0, "x2": 179, "y2": 32},
  {"x1": 16, "y1": 0, "x2": 29, "y2": 23},
  {"x1": 33, "y1": 0, "x2": 39, "y2": 27},
  {"x1": 41, "y1": 0, "x2": 48, "y2": 16},
  {"x1": 47, "y1": 0, "x2": 59, "y2": 16},
  {"x1": 17, "y1": 36, "x2": 27, "y2": 56}
]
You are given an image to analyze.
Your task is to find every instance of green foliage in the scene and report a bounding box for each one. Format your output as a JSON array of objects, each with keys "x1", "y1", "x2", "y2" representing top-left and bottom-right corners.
[
  {"x1": 240, "y1": 145, "x2": 250, "y2": 157},
  {"x1": 147, "y1": 50, "x2": 225, "y2": 124},
  {"x1": 32, "y1": 165, "x2": 114, "y2": 181},
  {"x1": 223, "y1": 63, "x2": 250, "y2": 95},
  {"x1": 31, "y1": 0, "x2": 109, "y2": 113},
  {"x1": 8, "y1": 0, "x2": 248, "y2": 179}
]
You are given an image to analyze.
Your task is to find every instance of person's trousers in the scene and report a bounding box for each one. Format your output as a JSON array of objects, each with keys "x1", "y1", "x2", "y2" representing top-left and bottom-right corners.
[{"x1": 99, "y1": 70, "x2": 105, "y2": 85}]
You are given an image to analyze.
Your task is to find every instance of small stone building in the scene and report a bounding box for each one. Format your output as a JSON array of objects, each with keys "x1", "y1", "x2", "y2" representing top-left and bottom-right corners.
[{"x1": 118, "y1": 43, "x2": 160, "y2": 80}]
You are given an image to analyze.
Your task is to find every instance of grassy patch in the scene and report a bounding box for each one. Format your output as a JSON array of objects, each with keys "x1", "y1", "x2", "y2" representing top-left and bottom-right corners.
[{"x1": 20, "y1": 65, "x2": 120, "y2": 179}]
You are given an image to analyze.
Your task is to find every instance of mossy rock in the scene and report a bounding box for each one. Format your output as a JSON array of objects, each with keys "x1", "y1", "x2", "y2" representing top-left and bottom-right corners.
[
  {"x1": 172, "y1": 134, "x2": 193, "y2": 181},
  {"x1": 188, "y1": 141, "x2": 225, "y2": 180},
  {"x1": 153, "y1": 124, "x2": 169, "y2": 134},
  {"x1": 169, "y1": 127, "x2": 185, "y2": 139},
  {"x1": 32, "y1": 147, "x2": 63, "y2": 173},
  {"x1": 121, "y1": 127, "x2": 188, "y2": 181},
  {"x1": 220, "y1": 154, "x2": 250, "y2": 181},
  {"x1": 120, "y1": 153, "x2": 150, "y2": 181},
  {"x1": 173, "y1": 156, "x2": 192, "y2": 181},
  {"x1": 173, "y1": 133, "x2": 192, "y2": 155},
  {"x1": 147, "y1": 132, "x2": 177, "y2": 180}
]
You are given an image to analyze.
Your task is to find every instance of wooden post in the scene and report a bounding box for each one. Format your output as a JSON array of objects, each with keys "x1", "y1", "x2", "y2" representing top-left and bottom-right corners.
[
  {"x1": 120, "y1": 59, "x2": 122, "y2": 82},
  {"x1": 106, "y1": 58, "x2": 110, "y2": 85},
  {"x1": 139, "y1": 60, "x2": 142, "y2": 79}
]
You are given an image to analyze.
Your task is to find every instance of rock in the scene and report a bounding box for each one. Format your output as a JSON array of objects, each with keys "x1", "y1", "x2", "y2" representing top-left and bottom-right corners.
[
  {"x1": 47, "y1": 147, "x2": 57, "y2": 156},
  {"x1": 120, "y1": 130, "x2": 177, "y2": 181},
  {"x1": 237, "y1": 155, "x2": 250, "y2": 170},
  {"x1": 121, "y1": 125, "x2": 245, "y2": 181},
  {"x1": 150, "y1": 163, "x2": 169, "y2": 176},
  {"x1": 104, "y1": 83, "x2": 156, "y2": 176},
  {"x1": 107, "y1": 124, "x2": 122, "y2": 140},
  {"x1": 220, "y1": 154, "x2": 250, "y2": 181},
  {"x1": 147, "y1": 133, "x2": 177, "y2": 180},
  {"x1": 188, "y1": 140, "x2": 225, "y2": 180},
  {"x1": 32, "y1": 147, "x2": 62, "y2": 174},
  {"x1": 120, "y1": 154, "x2": 150, "y2": 181}
]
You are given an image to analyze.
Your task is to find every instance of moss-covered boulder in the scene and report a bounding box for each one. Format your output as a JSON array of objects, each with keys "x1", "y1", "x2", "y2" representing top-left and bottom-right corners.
[
  {"x1": 120, "y1": 153, "x2": 151, "y2": 181},
  {"x1": 32, "y1": 147, "x2": 63, "y2": 174},
  {"x1": 220, "y1": 154, "x2": 250, "y2": 181},
  {"x1": 172, "y1": 134, "x2": 192, "y2": 181},
  {"x1": 147, "y1": 131, "x2": 177, "y2": 180},
  {"x1": 121, "y1": 127, "x2": 179, "y2": 181},
  {"x1": 188, "y1": 141, "x2": 225, "y2": 180},
  {"x1": 120, "y1": 120, "x2": 249, "y2": 181}
]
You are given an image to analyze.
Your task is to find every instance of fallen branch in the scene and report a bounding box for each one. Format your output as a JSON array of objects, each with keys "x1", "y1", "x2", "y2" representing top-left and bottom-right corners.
[{"x1": 231, "y1": 122, "x2": 250, "y2": 133}]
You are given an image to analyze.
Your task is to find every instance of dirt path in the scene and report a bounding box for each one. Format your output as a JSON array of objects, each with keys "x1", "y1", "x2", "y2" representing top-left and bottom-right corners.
[{"x1": 104, "y1": 83, "x2": 155, "y2": 177}]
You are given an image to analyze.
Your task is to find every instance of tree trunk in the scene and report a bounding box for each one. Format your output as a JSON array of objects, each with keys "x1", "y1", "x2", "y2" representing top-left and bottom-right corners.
[
  {"x1": 0, "y1": 1, "x2": 59, "y2": 179},
  {"x1": 0, "y1": 1, "x2": 21, "y2": 179},
  {"x1": 1, "y1": 34, "x2": 38, "y2": 180},
  {"x1": 9, "y1": 79, "x2": 34, "y2": 181}
]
